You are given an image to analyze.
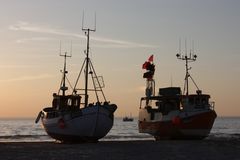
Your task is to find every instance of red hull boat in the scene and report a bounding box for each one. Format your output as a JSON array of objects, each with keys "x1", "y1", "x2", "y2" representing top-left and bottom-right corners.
[{"x1": 138, "y1": 54, "x2": 217, "y2": 140}]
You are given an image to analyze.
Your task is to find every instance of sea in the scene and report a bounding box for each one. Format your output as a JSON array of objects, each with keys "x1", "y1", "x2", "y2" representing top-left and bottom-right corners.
[{"x1": 0, "y1": 117, "x2": 239, "y2": 142}]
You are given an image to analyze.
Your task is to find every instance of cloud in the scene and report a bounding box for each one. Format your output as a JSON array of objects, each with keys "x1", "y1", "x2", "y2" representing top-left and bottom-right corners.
[
  {"x1": 0, "y1": 74, "x2": 55, "y2": 82},
  {"x1": 16, "y1": 37, "x2": 54, "y2": 43},
  {"x1": 9, "y1": 21, "x2": 74, "y2": 36},
  {"x1": 9, "y1": 21, "x2": 158, "y2": 48},
  {"x1": 91, "y1": 37, "x2": 156, "y2": 48}
]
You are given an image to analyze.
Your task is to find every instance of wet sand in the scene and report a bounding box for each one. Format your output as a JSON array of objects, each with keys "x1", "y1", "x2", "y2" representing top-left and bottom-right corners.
[{"x1": 0, "y1": 140, "x2": 240, "y2": 160}]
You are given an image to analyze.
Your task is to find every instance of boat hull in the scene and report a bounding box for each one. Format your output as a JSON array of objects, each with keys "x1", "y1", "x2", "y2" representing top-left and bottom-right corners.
[
  {"x1": 138, "y1": 109, "x2": 217, "y2": 140},
  {"x1": 41, "y1": 105, "x2": 116, "y2": 143}
]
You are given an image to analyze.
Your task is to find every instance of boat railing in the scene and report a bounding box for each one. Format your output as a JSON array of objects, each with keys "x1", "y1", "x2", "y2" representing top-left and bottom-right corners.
[
  {"x1": 209, "y1": 101, "x2": 215, "y2": 110},
  {"x1": 43, "y1": 107, "x2": 84, "y2": 119},
  {"x1": 43, "y1": 108, "x2": 60, "y2": 118}
]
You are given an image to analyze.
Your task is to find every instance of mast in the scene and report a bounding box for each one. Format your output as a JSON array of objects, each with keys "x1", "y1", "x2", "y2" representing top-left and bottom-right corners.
[
  {"x1": 82, "y1": 28, "x2": 95, "y2": 107},
  {"x1": 81, "y1": 12, "x2": 97, "y2": 107},
  {"x1": 176, "y1": 48, "x2": 197, "y2": 96},
  {"x1": 60, "y1": 52, "x2": 71, "y2": 96}
]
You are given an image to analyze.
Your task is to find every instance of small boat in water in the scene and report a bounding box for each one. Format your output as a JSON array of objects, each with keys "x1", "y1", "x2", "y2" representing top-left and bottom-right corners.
[
  {"x1": 123, "y1": 114, "x2": 134, "y2": 122},
  {"x1": 138, "y1": 54, "x2": 217, "y2": 140},
  {"x1": 35, "y1": 28, "x2": 117, "y2": 143}
]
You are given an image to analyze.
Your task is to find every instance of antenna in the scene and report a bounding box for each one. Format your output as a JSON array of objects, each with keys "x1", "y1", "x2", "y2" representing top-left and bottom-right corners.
[
  {"x1": 59, "y1": 41, "x2": 72, "y2": 57},
  {"x1": 94, "y1": 12, "x2": 96, "y2": 31},
  {"x1": 60, "y1": 51, "x2": 72, "y2": 59},
  {"x1": 59, "y1": 40, "x2": 62, "y2": 55},
  {"x1": 82, "y1": 11, "x2": 96, "y2": 32},
  {"x1": 178, "y1": 38, "x2": 181, "y2": 54},
  {"x1": 82, "y1": 11, "x2": 85, "y2": 30},
  {"x1": 192, "y1": 40, "x2": 194, "y2": 55},
  {"x1": 176, "y1": 39, "x2": 197, "y2": 96},
  {"x1": 185, "y1": 38, "x2": 187, "y2": 56},
  {"x1": 70, "y1": 40, "x2": 72, "y2": 56}
]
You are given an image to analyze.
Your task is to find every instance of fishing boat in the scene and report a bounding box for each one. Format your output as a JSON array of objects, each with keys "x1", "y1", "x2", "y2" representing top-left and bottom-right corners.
[
  {"x1": 138, "y1": 54, "x2": 217, "y2": 140},
  {"x1": 35, "y1": 27, "x2": 117, "y2": 143},
  {"x1": 123, "y1": 114, "x2": 134, "y2": 122}
]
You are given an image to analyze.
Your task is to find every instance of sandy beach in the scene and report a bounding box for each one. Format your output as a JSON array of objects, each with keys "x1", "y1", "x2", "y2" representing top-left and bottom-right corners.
[{"x1": 0, "y1": 140, "x2": 240, "y2": 160}]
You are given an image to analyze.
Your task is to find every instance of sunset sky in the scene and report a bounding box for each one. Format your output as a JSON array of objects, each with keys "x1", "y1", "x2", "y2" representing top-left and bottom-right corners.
[{"x1": 0, "y1": 0, "x2": 240, "y2": 118}]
